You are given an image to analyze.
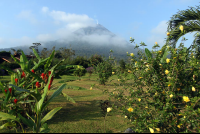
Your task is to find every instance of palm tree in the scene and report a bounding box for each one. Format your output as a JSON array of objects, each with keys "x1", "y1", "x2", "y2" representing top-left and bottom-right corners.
[{"x1": 164, "y1": 3, "x2": 200, "y2": 59}]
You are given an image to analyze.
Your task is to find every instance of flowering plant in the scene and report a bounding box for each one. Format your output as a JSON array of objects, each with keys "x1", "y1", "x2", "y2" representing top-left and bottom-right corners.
[
  {"x1": 0, "y1": 48, "x2": 77, "y2": 133},
  {"x1": 94, "y1": 25, "x2": 200, "y2": 132}
]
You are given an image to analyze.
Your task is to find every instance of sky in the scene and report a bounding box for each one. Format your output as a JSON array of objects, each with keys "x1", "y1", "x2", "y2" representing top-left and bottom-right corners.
[{"x1": 0, "y1": 0, "x2": 199, "y2": 53}]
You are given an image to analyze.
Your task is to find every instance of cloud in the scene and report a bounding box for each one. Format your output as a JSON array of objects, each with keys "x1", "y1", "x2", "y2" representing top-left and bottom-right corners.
[
  {"x1": 147, "y1": 20, "x2": 168, "y2": 48},
  {"x1": 41, "y1": 6, "x2": 49, "y2": 13},
  {"x1": 16, "y1": 10, "x2": 37, "y2": 24}
]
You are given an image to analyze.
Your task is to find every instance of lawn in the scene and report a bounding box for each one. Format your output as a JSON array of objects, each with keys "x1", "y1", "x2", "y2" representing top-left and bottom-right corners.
[{"x1": 0, "y1": 72, "x2": 149, "y2": 133}]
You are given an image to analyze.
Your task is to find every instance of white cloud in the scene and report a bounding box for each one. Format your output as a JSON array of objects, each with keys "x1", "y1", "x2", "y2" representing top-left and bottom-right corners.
[
  {"x1": 147, "y1": 20, "x2": 168, "y2": 48},
  {"x1": 16, "y1": 10, "x2": 37, "y2": 24},
  {"x1": 41, "y1": 6, "x2": 49, "y2": 13}
]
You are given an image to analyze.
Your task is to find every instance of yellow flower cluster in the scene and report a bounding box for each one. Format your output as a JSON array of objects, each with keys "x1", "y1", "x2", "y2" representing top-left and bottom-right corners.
[
  {"x1": 127, "y1": 107, "x2": 133, "y2": 112},
  {"x1": 130, "y1": 53, "x2": 134, "y2": 57},
  {"x1": 112, "y1": 72, "x2": 115, "y2": 74},
  {"x1": 183, "y1": 96, "x2": 190, "y2": 102},
  {"x1": 107, "y1": 107, "x2": 112, "y2": 112}
]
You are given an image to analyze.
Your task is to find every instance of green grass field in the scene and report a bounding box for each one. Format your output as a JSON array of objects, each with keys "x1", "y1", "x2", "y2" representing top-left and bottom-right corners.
[{"x1": 0, "y1": 72, "x2": 149, "y2": 133}]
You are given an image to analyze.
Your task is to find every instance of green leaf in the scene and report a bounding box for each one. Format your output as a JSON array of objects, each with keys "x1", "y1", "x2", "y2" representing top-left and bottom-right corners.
[
  {"x1": 44, "y1": 50, "x2": 55, "y2": 71},
  {"x1": 0, "y1": 122, "x2": 16, "y2": 129},
  {"x1": 0, "y1": 111, "x2": 19, "y2": 122},
  {"x1": 40, "y1": 107, "x2": 62, "y2": 126},
  {"x1": 61, "y1": 92, "x2": 76, "y2": 103},
  {"x1": 17, "y1": 113, "x2": 36, "y2": 128},
  {"x1": 40, "y1": 123, "x2": 50, "y2": 133},
  {"x1": 32, "y1": 48, "x2": 41, "y2": 61},
  {"x1": 9, "y1": 84, "x2": 31, "y2": 93},
  {"x1": 145, "y1": 48, "x2": 152, "y2": 60},
  {"x1": 10, "y1": 54, "x2": 20, "y2": 64},
  {"x1": 41, "y1": 84, "x2": 66, "y2": 112}
]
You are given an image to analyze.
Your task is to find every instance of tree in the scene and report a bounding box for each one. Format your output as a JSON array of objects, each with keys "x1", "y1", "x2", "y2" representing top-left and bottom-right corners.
[
  {"x1": 164, "y1": 3, "x2": 200, "y2": 61},
  {"x1": 29, "y1": 43, "x2": 41, "y2": 56},
  {"x1": 119, "y1": 59, "x2": 126, "y2": 73},
  {"x1": 58, "y1": 44, "x2": 76, "y2": 60}
]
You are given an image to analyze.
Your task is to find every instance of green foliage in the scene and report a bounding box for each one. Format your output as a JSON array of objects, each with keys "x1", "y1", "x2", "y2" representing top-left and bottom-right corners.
[
  {"x1": 70, "y1": 56, "x2": 90, "y2": 69},
  {"x1": 0, "y1": 51, "x2": 11, "y2": 57},
  {"x1": 119, "y1": 59, "x2": 126, "y2": 73},
  {"x1": 95, "y1": 59, "x2": 113, "y2": 85},
  {"x1": 73, "y1": 66, "x2": 87, "y2": 79}
]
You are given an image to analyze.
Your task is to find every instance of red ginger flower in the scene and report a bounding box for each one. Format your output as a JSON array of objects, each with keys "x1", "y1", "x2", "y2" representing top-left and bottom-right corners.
[
  {"x1": 36, "y1": 82, "x2": 40, "y2": 88},
  {"x1": 31, "y1": 69, "x2": 35, "y2": 73},
  {"x1": 50, "y1": 76, "x2": 54, "y2": 85},
  {"x1": 5, "y1": 89, "x2": 7, "y2": 93},
  {"x1": 15, "y1": 78, "x2": 18, "y2": 84},
  {"x1": 21, "y1": 71, "x2": 25, "y2": 78},
  {"x1": 14, "y1": 99, "x2": 17, "y2": 104},
  {"x1": 48, "y1": 71, "x2": 51, "y2": 75},
  {"x1": 48, "y1": 84, "x2": 51, "y2": 90},
  {"x1": 41, "y1": 73, "x2": 45, "y2": 80},
  {"x1": 9, "y1": 88, "x2": 12, "y2": 93}
]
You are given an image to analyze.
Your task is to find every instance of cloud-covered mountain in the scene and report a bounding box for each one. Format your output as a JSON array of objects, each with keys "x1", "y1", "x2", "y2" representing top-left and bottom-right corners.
[{"x1": 0, "y1": 23, "x2": 171, "y2": 63}]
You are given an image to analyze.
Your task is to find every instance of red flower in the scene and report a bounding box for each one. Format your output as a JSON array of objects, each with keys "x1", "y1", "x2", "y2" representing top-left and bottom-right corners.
[
  {"x1": 31, "y1": 69, "x2": 35, "y2": 73},
  {"x1": 15, "y1": 78, "x2": 18, "y2": 84},
  {"x1": 48, "y1": 71, "x2": 51, "y2": 75},
  {"x1": 21, "y1": 72, "x2": 25, "y2": 78},
  {"x1": 14, "y1": 99, "x2": 17, "y2": 104},
  {"x1": 50, "y1": 76, "x2": 54, "y2": 85},
  {"x1": 41, "y1": 73, "x2": 45, "y2": 80},
  {"x1": 5, "y1": 89, "x2": 7, "y2": 93},
  {"x1": 36, "y1": 82, "x2": 40, "y2": 88},
  {"x1": 9, "y1": 88, "x2": 12, "y2": 93},
  {"x1": 48, "y1": 84, "x2": 51, "y2": 90}
]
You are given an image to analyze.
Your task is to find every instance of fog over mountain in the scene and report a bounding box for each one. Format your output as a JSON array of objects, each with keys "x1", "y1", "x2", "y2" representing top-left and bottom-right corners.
[{"x1": 0, "y1": 23, "x2": 171, "y2": 62}]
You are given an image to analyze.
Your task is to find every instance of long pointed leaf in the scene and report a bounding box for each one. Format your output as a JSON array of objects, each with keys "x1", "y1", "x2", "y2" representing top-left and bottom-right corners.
[
  {"x1": 40, "y1": 107, "x2": 62, "y2": 126},
  {"x1": 32, "y1": 48, "x2": 41, "y2": 61},
  {"x1": 0, "y1": 111, "x2": 19, "y2": 121},
  {"x1": 44, "y1": 50, "x2": 55, "y2": 71},
  {"x1": 41, "y1": 84, "x2": 66, "y2": 112},
  {"x1": 0, "y1": 122, "x2": 16, "y2": 129},
  {"x1": 17, "y1": 113, "x2": 36, "y2": 128},
  {"x1": 61, "y1": 92, "x2": 76, "y2": 103}
]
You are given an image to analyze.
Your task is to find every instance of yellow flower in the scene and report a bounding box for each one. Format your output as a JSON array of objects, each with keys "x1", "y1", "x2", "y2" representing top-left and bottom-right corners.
[
  {"x1": 191, "y1": 53, "x2": 193, "y2": 55},
  {"x1": 131, "y1": 59, "x2": 133, "y2": 61},
  {"x1": 156, "y1": 128, "x2": 160, "y2": 131},
  {"x1": 90, "y1": 87, "x2": 92, "y2": 90},
  {"x1": 159, "y1": 64, "x2": 162, "y2": 66},
  {"x1": 166, "y1": 58, "x2": 170, "y2": 63},
  {"x1": 173, "y1": 57, "x2": 176, "y2": 59},
  {"x1": 130, "y1": 37, "x2": 132, "y2": 39},
  {"x1": 77, "y1": 65, "x2": 80, "y2": 68},
  {"x1": 192, "y1": 86, "x2": 196, "y2": 92},
  {"x1": 145, "y1": 106, "x2": 148, "y2": 109},
  {"x1": 118, "y1": 79, "x2": 120, "y2": 81},
  {"x1": 165, "y1": 70, "x2": 169, "y2": 75},
  {"x1": 179, "y1": 114, "x2": 182, "y2": 116},
  {"x1": 107, "y1": 107, "x2": 112, "y2": 112},
  {"x1": 184, "y1": 116, "x2": 186, "y2": 119},
  {"x1": 167, "y1": 46, "x2": 169, "y2": 49},
  {"x1": 149, "y1": 127, "x2": 154, "y2": 133},
  {"x1": 179, "y1": 25, "x2": 184, "y2": 32},
  {"x1": 159, "y1": 51, "x2": 162, "y2": 54},
  {"x1": 162, "y1": 91, "x2": 165, "y2": 94},
  {"x1": 125, "y1": 115, "x2": 127, "y2": 118},
  {"x1": 136, "y1": 68, "x2": 138, "y2": 70},
  {"x1": 146, "y1": 65, "x2": 149, "y2": 68},
  {"x1": 168, "y1": 84, "x2": 171, "y2": 87},
  {"x1": 113, "y1": 92, "x2": 115, "y2": 94},
  {"x1": 155, "y1": 42, "x2": 158, "y2": 45},
  {"x1": 177, "y1": 125, "x2": 181, "y2": 128},
  {"x1": 177, "y1": 88, "x2": 181, "y2": 91},
  {"x1": 183, "y1": 96, "x2": 190, "y2": 103},
  {"x1": 127, "y1": 107, "x2": 133, "y2": 112},
  {"x1": 193, "y1": 56, "x2": 195, "y2": 58},
  {"x1": 138, "y1": 77, "x2": 143, "y2": 79},
  {"x1": 127, "y1": 52, "x2": 128, "y2": 54},
  {"x1": 167, "y1": 32, "x2": 170, "y2": 36},
  {"x1": 112, "y1": 72, "x2": 115, "y2": 74},
  {"x1": 197, "y1": 62, "x2": 199, "y2": 64},
  {"x1": 170, "y1": 94, "x2": 173, "y2": 98},
  {"x1": 128, "y1": 70, "x2": 131, "y2": 73},
  {"x1": 155, "y1": 92, "x2": 158, "y2": 95},
  {"x1": 130, "y1": 53, "x2": 134, "y2": 57},
  {"x1": 138, "y1": 98, "x2": 141, "y2": 102}
]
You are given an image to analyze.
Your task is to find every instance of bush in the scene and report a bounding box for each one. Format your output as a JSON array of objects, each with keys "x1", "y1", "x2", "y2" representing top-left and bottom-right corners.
[{"x1": 70, "y1": 56, "x2": 90, "y2": 69}]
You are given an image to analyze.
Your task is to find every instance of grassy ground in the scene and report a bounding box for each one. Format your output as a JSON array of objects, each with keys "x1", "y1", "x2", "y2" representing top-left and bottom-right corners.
[{"x1": 0, "y1": 72, "x2": 149, "y2": 133}]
